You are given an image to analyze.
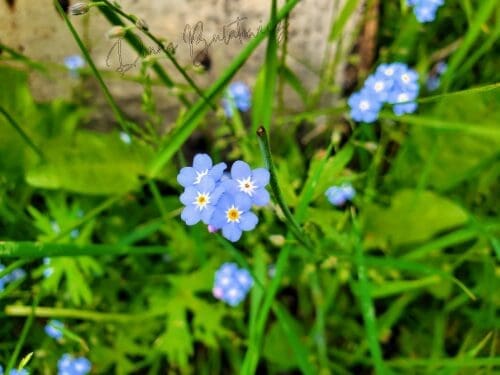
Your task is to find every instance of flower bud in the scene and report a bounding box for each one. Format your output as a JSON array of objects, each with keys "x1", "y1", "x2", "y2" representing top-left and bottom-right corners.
[
  {"x1": 135, "y1": 17, "x2": 149, "y2": 31},
  {"x1": 69, "y1": 2, "x2": 89, "y2": 16},
  {"x1": 106, "y1": 26, "x2": 126, "y2": 40}
]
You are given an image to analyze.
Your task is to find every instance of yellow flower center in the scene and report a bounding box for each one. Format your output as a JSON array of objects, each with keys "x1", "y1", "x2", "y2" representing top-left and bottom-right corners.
[
  {"x1": 193, "y1": 192, "x2": 210, "y2": 210},
  {"x1": 226, "y1": 205, "x2": 242, "y2": 223}
]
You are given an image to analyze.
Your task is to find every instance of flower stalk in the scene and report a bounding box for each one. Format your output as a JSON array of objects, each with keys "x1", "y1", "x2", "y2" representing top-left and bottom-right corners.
[{"x1": 256, "y1": 126, "x2": 314, "y2": 251}]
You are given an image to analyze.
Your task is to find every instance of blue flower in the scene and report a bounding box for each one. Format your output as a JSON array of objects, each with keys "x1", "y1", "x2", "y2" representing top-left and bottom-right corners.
[
  {"x1": 64, "y1": 55, "x2": 85, "y2": 78},
  {"x1": 222, "y1": 81, "x2": 251, "y2": 117},
  {"x1": 223, "y1": 161, "x2": 270, "y2": 206},
  {"x1": 325, "y1": 183, "x2": 356, "y2": 206},
  {"x1": 180, "y1": 176, "x2": 225, "y2": 226},
  {"x1": 8, "y1": 370, "x2": 29, "y2": 375},
  {"x1": 0, "y1": 264, "x2": 26, "y2": 291},
  {"x1": 348, "y1": 88, "x2": 383, "y2": 123},
  {"x1": 363, "y1": 72, "x2": 393, "y2": 102},
  {"x1": 407, "y1": 0, "x2": 444, "y2": 23},
  {"x1": 373, "y1": 63, "x2": 419, "y2": 116},
  {"x1": 0, "y1": 367, "x2": 29, "y2": 375},
  {"x1": 119, "y1": 132, "x2": 132, "y2": 144},
  {"x1": 45, "y1": 319, "x2": 64, "y2": 340},
  {"x1": 212, "y1": 263, "x2": 253, "y2": 306},
  {"x1": 70, "y1": 229, "x2": 80, "y2": 239},
  {"x1": 391, "y1": 91, "x2": 418, "y2": 116},
  {"x1": 43, "y1": 258, "x2": 54, "y2": 278},
  {"x1": 0, "y1": 264, "x2": 7, "y2": 292},
  {"x1": 426, "y1": 61, "x2": 447, "y2": 91},
  {"x1": 177, "y1": 154, "x2": 227, "y2": 188},
  {"x1": 57, "y1": 354, "x2": 91, "y2": 375},
  {"x1": 209, "y1": 193, "x2": 258, "y2": 242}
]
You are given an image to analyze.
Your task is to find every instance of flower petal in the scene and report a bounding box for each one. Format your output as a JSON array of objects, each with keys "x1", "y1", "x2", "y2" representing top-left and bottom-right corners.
[
  {"x1": 211, "y1": 185, "x2": 226, "y2": 204},
  {"x1": 177, "y1": 167, "x2": 196, "y2": 187},
  {"x1": 210, "y1": 162, "x2": 227, "y2": 181},
  {"x1": 181, "y1": 205, "x2": 201, "y2": 225},
  {"x1": 209, "y1": 208, "x2": 226, "y2": 229},
  {"x1": 233, "y1": 193, "x2": 252, "y2": 212},
  {"x1": 239, "y1": 212, "x2": 258, "y2": 231},
  {"x1": 197, "y1": 176, "x2": 215, "y2": 192},
  {"x1": 252, "y1": 188, "x2": 270, "y2": 206},
  {"x1": 222, "y1": 222, "x2": 242, "y2": 242},
  {"x1": 252, "y1": 168, "x2": 270, "y2": 187},
  {"x1": 180, "y1": 187, "x2": 197, "y2": 205},
  {"x1": 193, "y1": 153, "x2": 213, "y2": 171},
  {"x1": 231, "y1": 160, "x2": 251, "y2": 180},
  {"x1": 201, "y1": 205, "x2": 215, "y2": 224}
]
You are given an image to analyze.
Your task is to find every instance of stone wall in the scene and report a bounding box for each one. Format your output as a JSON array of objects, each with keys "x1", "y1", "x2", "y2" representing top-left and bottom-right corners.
[{"x1": 0, "y1": 0, "x2": 365, "y2": 123}]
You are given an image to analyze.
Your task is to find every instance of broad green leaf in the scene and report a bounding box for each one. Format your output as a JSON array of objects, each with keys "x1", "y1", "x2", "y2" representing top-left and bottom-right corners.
[
  {"x1": 389, "y1": 91, "x2": 500, "y2": 191},
  {"x1": 362, "y1": 189, "x2": 468, "y2": 249},
  {"x1": 26, "y1": 131, "x2": 154, "y2": 195}
]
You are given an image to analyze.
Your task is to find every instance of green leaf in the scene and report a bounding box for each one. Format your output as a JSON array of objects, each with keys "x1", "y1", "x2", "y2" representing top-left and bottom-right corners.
[
  {"x1": 26, "y1": 131, "x2": 153, "y2": 195},
  {"x1": 389, "y1": 91, "x2": 500, "y2": 191},
  {"x1": 362, "y1": 189, "x2": 468, "y2": 249},
  {"x1": 262, "y1": 321, "x2": 300, "y2": 371}
]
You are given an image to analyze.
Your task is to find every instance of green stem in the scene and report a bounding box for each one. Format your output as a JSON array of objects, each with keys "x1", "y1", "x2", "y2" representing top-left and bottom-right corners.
[
  {"x1": 242, "y1": 244, "x2": 290, "y2": 374},
  {"x1": 5, "y1": 294, "x2": 40, "y2": 373},
  {"x1": 148, "y1": 0, "x2": 301, "y2": 177},
  {"x1": 256, "y1": 126, "x2": 314, "y2": 251},
  {"x1": 0, "y1": 106, "x2": 44, "y2": 159},
  {"x1": 0, "y1": 259, "x2": 30, "y2": 280},
  {"x1": 99, "y1": 0, "x2": 213, "y2": 109},
  {"x1": 4, "y1": 305, "x2": 168, "y2": 322},
  {"x1": 351, "y1": 211, "x2": 388, "y2": 375},
  {"x1": 54, "y1": 0, "x2": 136, "y2": 134},
  {"x1": 91, "y1": 0, "x2": 191, "y2": 107},
  {"x1": 0, "y1": 241, "x2": 168, "y2": 259}
]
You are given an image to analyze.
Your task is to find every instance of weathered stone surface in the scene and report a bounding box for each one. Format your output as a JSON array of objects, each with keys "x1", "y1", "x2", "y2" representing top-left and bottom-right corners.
[{"x1": 0, "y1": 0, "x2": 364, "y2": 123}]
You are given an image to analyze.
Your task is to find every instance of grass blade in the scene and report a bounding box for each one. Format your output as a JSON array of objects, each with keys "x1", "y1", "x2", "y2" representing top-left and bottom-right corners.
[
  {"x1": 0, "y1": 241, "x2": 169, "y2": 259},
  {"x1": 148, "y1": 0, "x2": 301, "y2": 178}
]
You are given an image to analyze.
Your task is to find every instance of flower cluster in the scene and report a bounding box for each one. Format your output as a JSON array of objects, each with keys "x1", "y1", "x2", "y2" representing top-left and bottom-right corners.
[
  {"x1": 426, "y1": 61, "x2": 447, "y2": 91},
  {"x1": 407, "y1": 0, "x2": 444, "y2": 23},
  {"x1": 325, "y1": 183, "x2": 356, "y2": 207},
  {"x1": 0, "y1": 366, "x2": 29, "y2": 375},
  {"x1": 213, "y1": 263, "x2": 253, "y2": 306},
  {"x1": 222, "y1": 81, "x2": 251, "y2": 118},
  {"x1": 177, "y1": 154, "x2": 269, "y2": 242},
  {"x1": 57, "y1": 354, "x2": 91, "y2": 375},
  {"x1": 45, "y1": 320, "x2": 64, "y2": 340},
  {"x1": 0, "y1": 264, "x2": 26, "y2": 292},
  {"x1": 348, "y1": 62, "x2": 420, "y2": 123}
]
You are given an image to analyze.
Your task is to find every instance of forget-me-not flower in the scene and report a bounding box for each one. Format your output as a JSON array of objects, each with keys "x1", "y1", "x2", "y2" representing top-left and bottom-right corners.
[
  {"x1": 0, "y1": 264, "x2": 26, "y2": 292},
  {"x1": 177, "y1": 154, "x2": 227, "y2": 188},
  {"x1": 325, "y1": 183, "x2": 356, "y2": 206},
  {"x1": 348, "y1": 88, "x2": 383, "y2": 123},
  {"x1": 223, "y1": 161, "x2": 270, "y2": 206},
  {"x1": 209, "y1": 192, "x2": 258, "y2": 242},
  {"x1": 43, "y1": 257, "x2": 53, "y2": 278},
  {"x1": 0, "y1": 367, "x2": 29, "y2": 375},
  {"x1": 222, "y1": 81, "x2": 251, "y2": 117},
  {"x1": 180, "y1": 176, "x2": 225, "y2": 226},
  {"x1": 213, "y1": 263, "x2": 253, "y2": 306},
  {"x1": 426, "y1": 61, "x2": 447, "y2": 91},
  {"x1": 45, "y1": 320, "x2": 64, "y2": 340},
  {"x1": 57, "y1": 354, "x2": 91, "y2": 375},
  {"x1": 407, "y1": 0, "x2": 444, "y2": 23},
  {"x1": 64, "y1": 55, "x2": 85, "y2": 78}
]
